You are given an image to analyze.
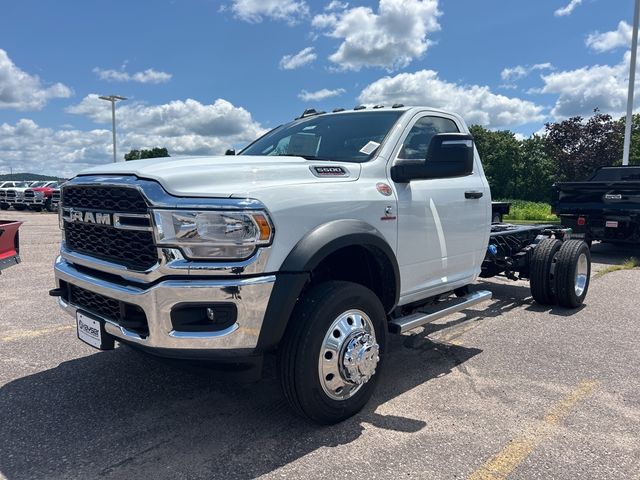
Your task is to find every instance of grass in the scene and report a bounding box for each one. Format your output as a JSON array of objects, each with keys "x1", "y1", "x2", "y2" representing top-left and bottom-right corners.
[
  {"x1": 502, "y1": 200, "x2": 559, "y2": 222},
  {"x1": 594, "y1": 257, "x2": 640, "y2": 278}
]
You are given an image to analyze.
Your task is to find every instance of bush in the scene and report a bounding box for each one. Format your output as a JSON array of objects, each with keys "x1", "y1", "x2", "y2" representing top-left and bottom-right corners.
[{"x1": 502, "y1": 200, "x2": 558, "y2": 222}]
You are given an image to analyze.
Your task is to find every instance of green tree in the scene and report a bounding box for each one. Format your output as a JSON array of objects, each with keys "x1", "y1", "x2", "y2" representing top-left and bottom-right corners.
[
  {"x1": 124, "y1": 147, "x2": 170, "y2": 161},
  {"x1": 544, "y1": 110, "x2": 623, "y2": 181},
  {"x1": 469, "y1": 125, "x2": 522, "y2": 199},
  {"x1": 517, "y1": 135, "x2": 556, "y2": 202},
  {"x1": 616, "y1": 113, "x2": 640, "y2": 166}
]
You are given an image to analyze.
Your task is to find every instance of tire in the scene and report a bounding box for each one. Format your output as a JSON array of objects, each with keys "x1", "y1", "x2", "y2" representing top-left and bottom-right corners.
[
  {"x1": 32, "y1": 205, "x2": 43, "y2": 212},
  {"x1": 530, "y1": 238, "x2": 562, "y2": 305},
  {"x1": 0, "y1": 203, "x2": 8, "y2": 210},
  {"x1": 45, "y1": 199, "x2": 55, "y2": 212},
  {"x1": 13, "y1": 204, "x2": 26, "y2": 211},
  {"x1": 277, "y1": 281, "x2": 386, "y2": 425},
  {"x1": 554, "y1": 240, "x2": 591, "y2": 308}
]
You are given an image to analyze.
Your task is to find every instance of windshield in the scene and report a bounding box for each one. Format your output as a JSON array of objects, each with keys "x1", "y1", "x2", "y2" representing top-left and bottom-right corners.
[
  {"x1": 29, "y1": 181, "x2": 46, "y2": 187},
  {"x1": 241, "y1": 111, "x2": 404, "y2": 163}
]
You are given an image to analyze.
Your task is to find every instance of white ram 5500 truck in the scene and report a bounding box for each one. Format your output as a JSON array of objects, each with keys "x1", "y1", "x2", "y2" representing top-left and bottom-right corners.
[{"x1": 52, "y1": 106, "x2": 591, "y2": 424}]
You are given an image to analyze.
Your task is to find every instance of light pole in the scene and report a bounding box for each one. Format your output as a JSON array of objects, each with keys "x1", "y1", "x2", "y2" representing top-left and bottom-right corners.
[
  {"x1": 99, "y1": 95, "x2": 127, "y2": 162},
  {"x1": 623, "y1": 0, "x2": 640, "y2": 166}
]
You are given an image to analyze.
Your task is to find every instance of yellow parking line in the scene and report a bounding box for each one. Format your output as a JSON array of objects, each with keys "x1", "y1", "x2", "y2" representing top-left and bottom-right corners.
[
  {"x1": 469, "y1": 380, "x2": 599, "y2": 480},
  {"x1": 1, "y1": 325, "x2": 74, "y2": 342}
]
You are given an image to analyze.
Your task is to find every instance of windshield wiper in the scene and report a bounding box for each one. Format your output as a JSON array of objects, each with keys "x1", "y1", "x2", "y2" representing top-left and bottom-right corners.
[{"x1": 269, "y1": 153, "x2": 335, "y2": 161}]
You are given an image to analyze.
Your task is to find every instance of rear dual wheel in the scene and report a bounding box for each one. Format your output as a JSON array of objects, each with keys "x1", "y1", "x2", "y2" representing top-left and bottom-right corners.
[
  {"x1": 554, "y1": 240, "x2": 591, "y2": 308},
  {"x1": 530, "y1": 239, "x2": 591, "y2": 308},
  {"x1": 530, "y1": 238, "x2": 562, "y2": 305}
]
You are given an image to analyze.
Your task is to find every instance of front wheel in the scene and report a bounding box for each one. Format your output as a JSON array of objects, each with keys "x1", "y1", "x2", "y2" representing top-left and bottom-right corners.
[{"x1": 278, "y1": 281, "x2": 386, "y2": 424}]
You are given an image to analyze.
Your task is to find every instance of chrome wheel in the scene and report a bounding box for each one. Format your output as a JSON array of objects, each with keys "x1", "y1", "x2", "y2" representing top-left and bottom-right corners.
[
  {"x1": 575, "y1": 253, "x2": 588, "y2": 297},
  {"x1": 318, "y1": 309, "x2": 380, "y2": 401}
]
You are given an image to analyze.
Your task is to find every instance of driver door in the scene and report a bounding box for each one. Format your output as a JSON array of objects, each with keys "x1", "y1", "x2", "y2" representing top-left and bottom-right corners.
[{"x1": 392, "y1": 114, "x2": 490, "y2": 304}]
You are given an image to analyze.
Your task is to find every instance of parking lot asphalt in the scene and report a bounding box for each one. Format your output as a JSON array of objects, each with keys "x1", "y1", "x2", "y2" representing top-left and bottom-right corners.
[{"x1": 1, "y1": 210, "x2": 639, "y2": 480}]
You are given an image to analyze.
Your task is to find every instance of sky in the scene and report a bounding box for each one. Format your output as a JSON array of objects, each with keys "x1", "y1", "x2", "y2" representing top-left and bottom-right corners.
[{"x1": 0, "y1": 0, "x2": 636, "y2": 177}]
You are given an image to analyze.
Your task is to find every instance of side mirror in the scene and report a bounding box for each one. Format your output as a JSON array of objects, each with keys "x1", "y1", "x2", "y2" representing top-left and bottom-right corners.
[
  {"x1": 225, "y1": 148, "x2": 236, "y2": 156},
  {"x1": 391, "y1": 133, "x2": 475, "y2": 183}
]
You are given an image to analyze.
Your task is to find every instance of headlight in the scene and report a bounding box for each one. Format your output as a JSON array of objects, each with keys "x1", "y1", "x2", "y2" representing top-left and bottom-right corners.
[{"x1": 152, "y1": 210, "x2": 273, "y2": 260}]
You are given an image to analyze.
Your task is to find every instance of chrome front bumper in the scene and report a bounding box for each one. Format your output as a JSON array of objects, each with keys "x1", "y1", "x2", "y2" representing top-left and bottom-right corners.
[{"x1": 54, "y1": 256, "x2": 275, "y2": 355}]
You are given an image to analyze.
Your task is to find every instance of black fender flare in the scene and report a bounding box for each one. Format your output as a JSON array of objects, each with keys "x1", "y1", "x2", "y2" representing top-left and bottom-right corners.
[{"x1": 256, "y1": 219, "x2": 400, "y2": 353}]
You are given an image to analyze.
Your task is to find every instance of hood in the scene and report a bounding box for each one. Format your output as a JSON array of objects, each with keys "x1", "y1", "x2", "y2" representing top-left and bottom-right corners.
[{"x1": 78, "y1": 155, "x2": 361, "y2": 197}]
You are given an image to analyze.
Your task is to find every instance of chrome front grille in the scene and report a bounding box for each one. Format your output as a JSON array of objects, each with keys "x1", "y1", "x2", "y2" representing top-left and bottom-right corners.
[
  {"x1": 63, "y1": 185, "x2": 148, "y2": 213},
  {"x1": 61, "y1": 185, "x2": 158, "y2": 271}
]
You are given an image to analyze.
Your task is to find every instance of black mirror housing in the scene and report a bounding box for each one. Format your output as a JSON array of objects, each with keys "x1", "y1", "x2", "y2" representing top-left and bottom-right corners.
[{"x1": 391, "y1": 133, "x2": 474, "y2": 183}]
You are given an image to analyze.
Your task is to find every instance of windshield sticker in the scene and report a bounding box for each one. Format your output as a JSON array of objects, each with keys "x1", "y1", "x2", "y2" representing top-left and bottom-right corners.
[{"x1": 359, "y1": 141, "x2": 380, "y2": 155}]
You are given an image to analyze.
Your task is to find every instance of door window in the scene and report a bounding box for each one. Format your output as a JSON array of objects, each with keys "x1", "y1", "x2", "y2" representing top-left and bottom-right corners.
[{"x1": 398, "y1": 116, "x2": 459, "y2": 160}]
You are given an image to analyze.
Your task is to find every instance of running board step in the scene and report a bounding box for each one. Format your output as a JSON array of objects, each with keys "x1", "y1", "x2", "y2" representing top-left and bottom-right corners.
[{"x1": 389, "y1": 290, "x2": 493, "y2": 334}]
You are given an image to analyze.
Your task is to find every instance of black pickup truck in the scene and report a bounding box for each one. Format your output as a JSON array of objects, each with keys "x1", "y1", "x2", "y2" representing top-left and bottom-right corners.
[{"x1": 552, "y1": 166, "x2": 640, "y2": 246}]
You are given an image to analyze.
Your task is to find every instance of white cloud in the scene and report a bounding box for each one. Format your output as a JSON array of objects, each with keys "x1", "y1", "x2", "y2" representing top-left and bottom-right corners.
[
  {"x1": 554, "y1": 0, "x2": 582, "y2": 17},
  {"x1": 0, "y1": 97, "x2": 264, "y2": 177},
  {"x1": 298, "y1": 88, "x2": 346, "y2": 102},
  {"x1": 325, "y1": 1, "x2": 348, "y2": 10},
  {"x1": 229, "y1": 0, "x2": 309, "y2": 24},
  {"x1": 93, "y1": 67, "x2": 172, "y2": 84},
  {"x1": 539, "y1": 53, "x2": 635, "y2": 118},
  {"x1": 0, "y1": 49, "x2": 72, "y2": 111},
  {"x1": 513, "y1": 133, "x2": 526, "y2": 141},
  {"x1": 279, "y1": 47, "x2": 317, "y2": 70},
  {"x1": 67, "y1": 95, "x2": 263, "y2": 141},
  {"x1": 586, "y1": 21, "x2": 632, "y2": 53},
  {"x1": 358, "y1": 70, "x2": 545, "y2": 128},
  {"x1": 312, "y1": 0, "x2": 441, "y2": 71},
  {"x1": 501, "y1": 63, "x2": 554, "y2": 82},
  {"x1": 0, "y1": 119, "x2": 112, "y2": 178}
]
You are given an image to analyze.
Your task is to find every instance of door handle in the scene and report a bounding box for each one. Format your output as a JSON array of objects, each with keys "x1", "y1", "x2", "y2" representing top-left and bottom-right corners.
[{"x1": 465, "y1": 191, "x2": 483, "y2": 199}]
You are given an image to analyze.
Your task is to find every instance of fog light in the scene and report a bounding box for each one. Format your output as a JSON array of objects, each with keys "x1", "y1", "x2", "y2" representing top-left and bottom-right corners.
[{"x1": 171, "y1": 303, "x2": 237, "y2": 332}]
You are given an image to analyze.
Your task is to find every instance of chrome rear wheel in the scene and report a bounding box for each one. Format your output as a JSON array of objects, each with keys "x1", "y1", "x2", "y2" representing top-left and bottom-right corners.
[{"x1": 574, "y1": 253, "x2": 588, "y2": 297}]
